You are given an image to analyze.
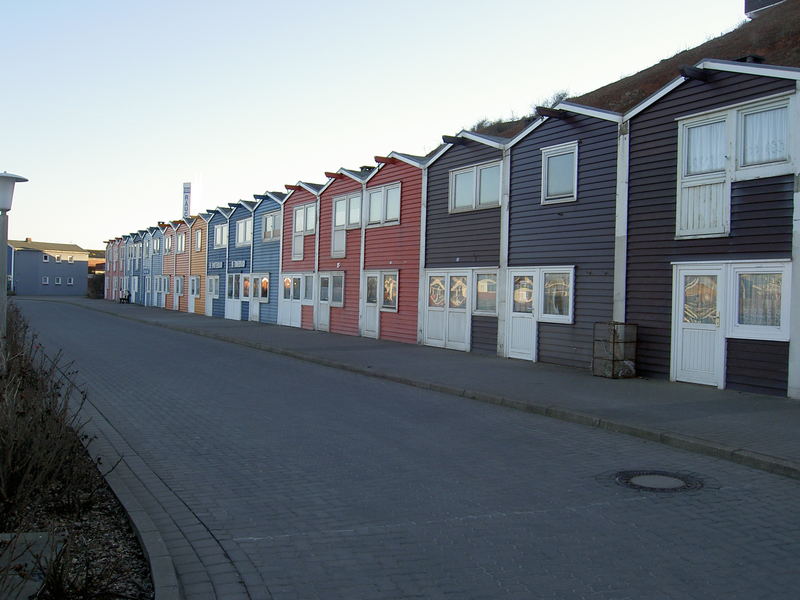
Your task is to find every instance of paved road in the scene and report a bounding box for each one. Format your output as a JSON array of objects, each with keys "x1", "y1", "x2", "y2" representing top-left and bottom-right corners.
[{"x1": 18, "y1": 299, "x2": 800, "y2": 600}]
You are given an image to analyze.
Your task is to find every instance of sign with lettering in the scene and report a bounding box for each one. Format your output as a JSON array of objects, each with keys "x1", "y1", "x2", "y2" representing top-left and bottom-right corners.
[
  {"x1": 229, "y1": 259, "x2": 246, "y2": 268},
  {"x1": 208, "y1": 261, "x2": 223, "y2": 269},
  {"x1": 182, "y1": 182, "x2": 191, "y2": 219}
]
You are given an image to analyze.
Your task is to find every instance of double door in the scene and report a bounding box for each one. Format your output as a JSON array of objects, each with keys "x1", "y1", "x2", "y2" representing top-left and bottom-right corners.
[{"x1": 423, "y1": 273, "x2": 469, "y2": 351}]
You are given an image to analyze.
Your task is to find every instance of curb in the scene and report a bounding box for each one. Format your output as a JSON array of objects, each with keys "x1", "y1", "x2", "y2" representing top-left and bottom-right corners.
[
  {"x1": 80, "y1": 401, "x2": 182, "y2": 600},
  {"x1": 48, "y1": 299, "x2": 800, "y2": 482}
]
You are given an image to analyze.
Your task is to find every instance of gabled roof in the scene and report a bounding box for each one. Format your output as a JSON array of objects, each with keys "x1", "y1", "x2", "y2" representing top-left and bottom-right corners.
[
  {"x1": 9, "y1": 239, "x2": 87, "y2": 253},
  {"x1": 427, "y1": 130, "x2": 511, "y2": 169},
  {"x1": 571, "y1": 0, "x2": 800, "y2": 113},
  {"x1": 363, "y1": 151, "x2": 427, "y2": 183},
  {"x1": 284, "y1": 181, "x2": 324, "y2": 203},
  {"x1": 506, "y1": 100, "x2": 622, "y2": 149}
]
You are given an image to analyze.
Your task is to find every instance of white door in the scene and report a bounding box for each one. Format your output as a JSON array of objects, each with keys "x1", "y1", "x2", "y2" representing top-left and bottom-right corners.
[
  {"x1": 188, "y1": 277, "x2": 196, "y2": 313},
  {"x1": 172, "y1": 278, "x2": 179, "y2": 310},
  {"x1": 507, "y1": 271, "x2": 537, "y2": 360},
  {"x1": 205, "y1": 276, "x2": 215, "y2": 316},
  {"x1": 224, "y1": 273, "x2": 242, "y2": 320},
  {"x1": 317, "y1": 274, "x2": 330, "y2": 332},
  {"x1": 362, "y1": 272, "x2": 379, "y2": 338},
  {"x1": 672, "y1": 266, "x2": 724, "y2": 387},
  {"x1": 279, "y1": 275, "x2": 303, "y2": 327},
  {"x1": 249, "y1": 275, "x2": 260, "y2": 322},
  {"x1": 423, "y1": 272, "x2": 470, "y2": 351}
]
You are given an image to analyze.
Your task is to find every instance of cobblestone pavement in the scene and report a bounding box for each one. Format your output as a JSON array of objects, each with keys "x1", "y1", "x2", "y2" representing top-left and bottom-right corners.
[{"x1": 18, "y1": 299, "x2": 800, "y2": 599}]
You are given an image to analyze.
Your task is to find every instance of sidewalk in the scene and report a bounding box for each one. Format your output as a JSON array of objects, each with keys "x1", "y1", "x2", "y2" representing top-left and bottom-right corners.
[{"x1": 44, "y1": 297, "x2": 800, "y2": 480}]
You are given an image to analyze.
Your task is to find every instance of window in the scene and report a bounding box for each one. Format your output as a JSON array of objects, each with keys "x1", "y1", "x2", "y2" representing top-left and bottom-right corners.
[
  {"x1": 257, "y1": 275, "x2": 269, "y2": 301},
  {"x1": 227, "y1": 274, "x2": 240, "y2": 299},
  {"x1": 41, "y1": 276, "x2": 49, "y2": 285},
  {"x1": 55, "y1": 277, "x2": 62, "y2": 285},
  {"x1": 68, "y1": 255, "x2": 74, "y2": 263},
  {"x1": 449, "y1": 162, "x2": 501, "y2": 212},
  {"x1": 214, "y1": 224, "x2": 228, "y2": 248},
  {"x1": 319, "y1": 276, "x2": 330, "y2": 302},
  {"x1": 475, "y1": 272, "x2": 497, "y2": 314},
  {"x1": 154, "y1": 238, "x2": 161, "y2": 253},
  {"x1": 541, "y1": 141, "x2": 578, "y2": 204},
  {"x1": 381, "y1": 272, "x2": 398, "y2": 312},
  {"x1": 55, "y1": 255, "x2": 62, "y2": 263},
  {"x1": 331, "y1": 274, "x2": 344, "y2": 307},
  {"x1": 727, "y1": 261, "x2": 790, "y2": 341},
  {"x1": 303, "y1": 275, "x2": 314, "y2": 302},
  {"x1": 207, "y1": 276, "x2": 220, "y2": 299},
  {"x1": 176, "y1": 233, "x2": 186, "y2": 253},
  {"x1": 366, "y1": 184, "x2": 400, "y2": 225},
  {"x1": 292, "y1": 277, "x2": 300, "y2": 300},
  {"x1": 332, "y1": 194, "x2": 361, "y2": 256},
  {"x1": 283, "y1": 277, "x2": 292, "y2": 300},
  {"x1": 242, "y1": 276, "x2": 250, "y2": 298},
  {"x1": 189, "y1": 276, "x2": 199, "y2": 297},
  {"x1": 262, "y1": 212, "x2": 281, "y2": 241},
  {"x1": 512, "y1": 276, "x2": 534, "y2": 313},
  {"x1": 236, "y1": 218, "x2": 253, "y2": 246},
  {"x1": 42, "y1": 254, "x2": 49, "y2": 262},
  {"x1": 67, "y1": 277, "x2": 74, "y2": 286},
  {"x1": 195, "y1": 230, "x2": 202, "y2": 251},
  {"x1": 175, "y1": 276, "x2": 184, "y2": 296},
  {"x1": 292, "y1": 204, "x2": 316, "y2": 260},
  {"x1": 365, "y1": 276, "x2": 377, "y2": 304},
  {"x1": 677, "y1": 96, "x2": 793, "y2": 238},
  {"x1": 165, "y1": 236, "x2": 172, "y2": 253},
  {"x1": 540, "y1": 268, "x2": 574, "y2": 324},
  {"x1": 428, "y1": 276, "x2": 445, "y2": 307}
]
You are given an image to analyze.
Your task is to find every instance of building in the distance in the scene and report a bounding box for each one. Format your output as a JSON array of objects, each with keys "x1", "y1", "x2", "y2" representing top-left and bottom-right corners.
[{"x1": 8, "y1": 238, "x2": 89, "y2": 296}]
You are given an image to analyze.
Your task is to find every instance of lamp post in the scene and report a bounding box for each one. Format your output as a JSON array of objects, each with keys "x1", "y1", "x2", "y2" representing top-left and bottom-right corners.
[{"x1": 0, "y1": 172, "x2": 28, "y2": 369}]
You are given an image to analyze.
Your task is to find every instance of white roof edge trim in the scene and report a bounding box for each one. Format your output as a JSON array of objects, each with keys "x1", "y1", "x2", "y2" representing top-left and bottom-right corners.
[
  {"x1": 265, "y1": 192, "x2": 287, "y2": 205},
  {"x1": 699, "y1": 59, "x2": 800, "y2": 81},
  {"x1": 363, "y1": 162, "x2": 386, "y2": 184},
  {"x1": 387, "y1": 152, "x2": 426, "y2": 169},
  {"x1": 507, "y1": 116, "x2": 548, "y2": 149},
  {"x1": 555, "y1": 101, "x2": 623, "y2": 122},
  {"x1": 298, "y1": 182, "x2": 322, "y2": 196},
  {"x1": 623, "y1": 76, "x2": 687, "y2": 120},
  {"x1": 457, "y1": 130, "x2": 506, "y2": 149},
  {"x1": 423, "y1": 142, "x2": 454, "y2": 169}
]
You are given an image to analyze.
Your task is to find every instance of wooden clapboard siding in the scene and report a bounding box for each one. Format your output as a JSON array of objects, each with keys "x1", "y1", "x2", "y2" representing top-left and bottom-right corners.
[
  {"x1": 163, "y1": 227, "x2": 177, "y2": 310},
  {"x1": 301, "y1": 305, "x2": 314, "y2": 330},
  {"x1": 174, "y1": 221, "x2": 191, "y2": 313},
  {"x1": 253, "y1": 197, "x2": 282, "y2": 324},
  {"x1": 282, "y1": 188, "x2": 317, "y2": 274},
  {"x1": 471, "y1": 315, "x2": 498, "y2": 354},
  {"x1": 365, "y1": 160, "x2": 423, "y2": 344},
  {"x1": 207, "y1": 211, "x2": 228, "y2": 319},
  {"x1": 320, "y1": 177, "x2": 363, "y2": 336},
  {"x1": 627, "y1": 70, "x2": 794, "y2": 386},
  {"x1": 189, "y1": 219, "x2": 208, "y2": 314},
  {"x1": 426, "y1": 139, "x2": 503, "y2": 268},
  {"x1": 726, "y1": 339, "x2": 789, "y2": 396},
  {"x1": 510, "y1": 113, "x2": 618, "y2": 368}
]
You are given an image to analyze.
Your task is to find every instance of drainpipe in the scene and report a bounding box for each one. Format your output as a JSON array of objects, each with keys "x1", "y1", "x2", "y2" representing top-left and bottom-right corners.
[
  {"x1": 417, "y1": 165, "x2": 428, "y2": 344},
  {"x1": 788, "y1": 83, "x2": 800, "y2": 399},
  {"x1": 497, "y1": 145, "x2": 511, "y2": 357},
  {"x1": 358, "y1": 180, "x2": 367, "y2": 334},
  {"x1": 613, "y1": 120, "x2": 630, "y2": 323}
]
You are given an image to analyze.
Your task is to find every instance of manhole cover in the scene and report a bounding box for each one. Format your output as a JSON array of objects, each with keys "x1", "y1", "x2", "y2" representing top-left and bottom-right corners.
[{"x1": 615, "y1": 470, "x2": 703, "y2": 492}]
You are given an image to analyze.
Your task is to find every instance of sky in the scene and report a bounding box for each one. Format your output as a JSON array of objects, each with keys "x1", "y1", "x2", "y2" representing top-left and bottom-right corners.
[{"x1": 1, "y1": 0, "x2": 747, "y2": 249}]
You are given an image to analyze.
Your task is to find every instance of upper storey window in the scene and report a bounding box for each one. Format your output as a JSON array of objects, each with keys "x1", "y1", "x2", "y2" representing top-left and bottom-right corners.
[
  {"x1": 676, "y1": 95, "x2": 792, "y2": 239},
  {"x1": 541, "y1": 141, "x2": 578, "y2": 204},
  {"x1": 449, "y1": 161, "x2": 501, "y2": 212}
]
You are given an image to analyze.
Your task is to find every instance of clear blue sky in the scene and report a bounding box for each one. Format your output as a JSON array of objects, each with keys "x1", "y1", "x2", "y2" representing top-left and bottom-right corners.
[{"x1": 1, "y1": 0, "x2": 745, "y2": 249}]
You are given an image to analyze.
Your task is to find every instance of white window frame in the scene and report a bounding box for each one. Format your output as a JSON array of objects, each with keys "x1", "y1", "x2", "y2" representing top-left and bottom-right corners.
[
  {"x1": 448, "y1": 161, "x2": 502, "y2": 213},
  {"x1": 67, "y1": 277, "x2": 74, "y2": 286},
  {"x1": 675, "y1": 93, "x2": 794, "y2": 239},
  {"x1": 176, "y1": 233, "x2": 186, "y2": 253},
  {"x1": 332, "y1": 193, "x2": 361, "y2": 257},
  {"x1": 538, "y1": 266, "x2": 575, "y2": 324},
  {"x1": 292, "y1": 203, "x2": 316, "y2": 261},
  {"x1": 68, "y1": 255, "x2": 74, "y2": 263},
  {"x1": 164, "y1": 236, "x2": 173, "y2": 253},
  {"x1": 55, "y1": 255, "x2": 62, "y2": 263},
  {"x1": 194, "y1": 230, "x2": 202, "y2": 251},
  {"x1": 365, "y1": 183, "x2": 401, "y2": 226},
  {"x1": 252, "y1": 273, "x2": 270, "y2": 303},
  {"x1": 330, "y1": 272, "x2": 345, "y2": 308},
  {"x1": 175, "y1": 275, "x2": 184, "y2": 296},
  {"x1": 726, "y1": 261, "x2": 791, "y2": 342},
  {"x1": 41, "y1": 276, "x2": 49, "y2": 285},
  {"x1": 541, "y1": 141, "x2": 579, "y2": 205},
  {"x1": 380, "y1": 271, "x2": 399, "y2": 313},
  {"x1": 207, "y1": 275, "x2": 220, "y2": 299},
  {"x1": 54, "y1": 276, "x2": 62, "y2": 285},
  {"x1": 213, "y1": 223, "x2": 228, "y2": 249},
  {"x1": 236, "y1": 217, "x2": 253, "y2": 247},
  {"x1": 473, "y1": 270, "x2": 498, "y2": 316},
  {"x1": 154, "y1": 237, "x2": 161, "y2": 253},
  {"x1": 189, "y1": 275, "x2": 200, "y2": 297},
  {"x1": 262, "y1": 211, "x2": 281, "y2": 242},
  {"x1": 42, "y1": 254, "x2": 49, "y2": 263},
  {"x1": 302, "y1": 274, "x2": 314, "y2": 305}
]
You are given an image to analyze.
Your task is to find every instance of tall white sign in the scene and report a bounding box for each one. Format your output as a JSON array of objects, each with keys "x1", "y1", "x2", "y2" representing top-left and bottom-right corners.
[{"x1": 182, "y1": 183, "x2": 191, "y2": 219}]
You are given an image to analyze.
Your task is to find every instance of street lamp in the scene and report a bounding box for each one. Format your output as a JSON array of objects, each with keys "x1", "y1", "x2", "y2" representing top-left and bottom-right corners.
[{"x1": 0, "y1": 172, "x2": 28, "y2": 368}]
